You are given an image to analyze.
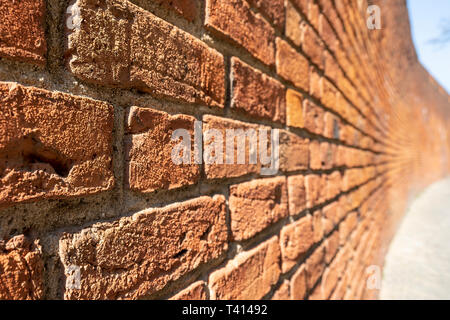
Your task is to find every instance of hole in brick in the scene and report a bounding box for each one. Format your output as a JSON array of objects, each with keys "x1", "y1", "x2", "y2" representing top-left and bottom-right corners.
[
  {"x1": 21, "y1": 134, "x2": 73, "y2": 178},
  {"x1": 200, "y1": 225, "x2": 212, "y2": 241},
  {"x1": 172, "y1": 249, "x2": 188, "y2": 259}
]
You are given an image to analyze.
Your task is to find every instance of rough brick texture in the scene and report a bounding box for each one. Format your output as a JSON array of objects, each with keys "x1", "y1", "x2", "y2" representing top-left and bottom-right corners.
[
  {"x1": 231, "y1": 57, "x2": 286, "y2": 123},
  {"x1": 0, "y1": 0, "x2": 47, "y2": 65},
  {"x1": 209, "y1": 236, "x2": 281, "y2": 299},
  {"x1": 0, "y1": 82, "x2": 114, "y2": 207},
  {"x1": 67, "y1": 0, "x2": 225, "y2": 108},
  {"x1": 0, "y1": 235, "x2": 43, "y2": 300},
  {"x1": 1, "y1": 0, "x2": 449, "y2": 301},
  {"x1": 229, "y1": 177, "x2": 288, "y2": 241},
  {"x1": 59, "y1": 196, "x2": 227, "y2": 299},
  {"x1": 205, "y1": 0, "x2": 275, "y2": 66},
  {"x1": 125, "y1": 106, "x2": 200, "y2": 193}
]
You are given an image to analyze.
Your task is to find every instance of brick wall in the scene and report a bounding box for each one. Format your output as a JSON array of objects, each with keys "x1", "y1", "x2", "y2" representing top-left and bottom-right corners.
[{"x1": 0, "y1": 0, "x2": 449, "y2": 300}]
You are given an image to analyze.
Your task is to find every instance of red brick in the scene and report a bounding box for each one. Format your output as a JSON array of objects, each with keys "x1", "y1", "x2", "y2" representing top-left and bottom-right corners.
[
  {"x1": 59, "y1": 196, "x2": 228, "y2": 300},
  {"x1": 322, "y1": 260, "x2": 339, "y2": 299},
  {"x1": 309, "y1": 140, "x2": 321, "y2": 170},
  {"x1": 286, "y1": 1, "x2": 305, "y2": 47},
  {"x1": 303, "y1": 100, "x2": 324, "y2": 135},
  {"x1": 321, "y1": 78, "x2": 337, "y2": 110},
  {"x1": 231, "y1": 57, "x2": 286, "y2": 123},
  {"x1": 276, "y1": 38, "x2": 309, "y2": 91},
  {"x1": 0, "y1": 0, "x2": 46, "y2": 65},
  {"x1": 125, "y1": 107, "x2": 200, "y2": 193},
  {"x1": 324, "y1": 51, "x2": 339, "y2": 83},
  {"x1": 246, "y1": 0, "x2": 285, "y2": 30},
  {"x1": 287, "y1": 175, "x2": 307, "y2": 215},
  {"x1": 229, "y1": 177, "x2": 288, "y2": 241},
  {"x1": 68, "y1": 0, "x2": 225, "y2": 108},
  {"x1": 324, "y1": 112, "x2": 339, "y2": 139},
  {"x1": 326, "y1": 171, "x2": 342, "y2": 200},
  {"x1": 307, "y1": 0, "x2": 320, "y2": 30},
  {"x1": 202, "y1": 115, "x2": 268, "y2": 179},
  {"x1": 309, "y1": 67, "x2": 322, "y2": 100},
  {"x1": 272, "y1": 280, "x2": 290, "y2": 300},
  {"x1": 286, "y1": 89, "x2": 304, "y2": 128},
  {"x1": 312, "y1": 210, "x2": 324, "y2": 243},
  {"x1": 305, "y1": 174, "x2": 321, "y2": 208},
  {"x1": 279, "y1": 130, "x2": 309, "y2": 172},
  {"x1": 319, "y1": 142, "x2": 333, "y2": 170},
  {"x1": 290, "y1": 265, "x2": 307, "y2": 300},
  {"x1": 322, "y1": 201, "x2": 341, "y2": 235},
  {"x1": 302, "y1": 25, "x2": 324, "y2": 69},
  {"x1": 305, "y1": 244, "x2": 325, "y2": 289},
  {"x1": 169, "y1": 281, "x2": 207, "y2": 300},
  {"x1": 319, "y1": 14, "x2": 337, "y2": 52},
  {"x1": 340, "y1": 211, "x2": 358, "y2": 245},
  {"x1": 0, "y1": 235, "x2": 43, "y2": 300},
  {"x1": 280, "y1": 215, "x2": 314, "y2": 272},
  {"x1": 291, "y1": 0, "x2": 308, "y2": 16},
  {"x1": 205, "y1": 0, "x2": 275, "y2": 66},
  {"x1": 209, "y1": 236, "x2": 281, "y2": 300},
  {"x1": 0, "y1": 82, "x2": 114, "y2": 207},
  {"x1": 154, "y1": 0, "x2": 197, "y2": 21},
  {"x1": 325, "y1": 230, "x2": 340, "y2": 264}
]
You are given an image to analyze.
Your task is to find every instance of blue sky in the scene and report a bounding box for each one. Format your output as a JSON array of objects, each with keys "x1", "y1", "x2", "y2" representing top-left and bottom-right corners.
[{"x1": 407, "y1": 0, "x2": 450, "y2": 94}]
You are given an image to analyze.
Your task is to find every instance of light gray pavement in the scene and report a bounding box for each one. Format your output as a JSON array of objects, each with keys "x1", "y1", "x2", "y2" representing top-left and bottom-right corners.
[{"x1": 380, "y1": 177, "x2": 450, "y2": 299}]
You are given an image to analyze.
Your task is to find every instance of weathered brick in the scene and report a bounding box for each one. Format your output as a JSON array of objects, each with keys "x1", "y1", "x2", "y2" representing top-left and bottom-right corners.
[
  {"x1": 67, "y1": 0, "x2": 225, "y2": 108},
  {"x1": 287, "y1": 175, "x2": 306, "y2": 215},
  {"x1": 322, "y1": 261, "x2": 339, "y2": 299},
  {"x1": 325, "y1": 230, "x2": 340, "y2": 264},
  {"x1": 0, "y1": 82, "x2": 114, "y2": 207},
  {"x1": 280, "y1": 215, "x2": 314, "y2": 272},
  {"x1": 309, "y1": 67, "x2": 322, "y2": 100},
  {"x1": 323, "y1": 201, "x2": 342, "y2": 235},
  {"x1": 246, "y1": 0, "x2": 285, "y2": 30},
  {"x1": 0, "y1": 0, "x2": 46, "y2": 65},
  {"x1": 326, "y1": 171, "x2": 342, "y2": 200},
  {"x1": 290, "y1": 0, "x2": 308, "y2": 16},
  {"x1": 305, "y1": 174, "x2": 321, "y2": 208},
  {"x1": 319, "y1": 142, "x2": 333, "y2": 170},
  {"x1": 209, "y1": 236, "x2": 281, "y2": 300},
  {"x1": 312, "y1": 209, "x2": 324, "y2": 243},
  {"x1": 321, "y1": 78, "x2": 337, "y2": 110},
  {"x1": 291, "y1": 264, "x2": 307, "y2": 300},
  {"x1": 319, "y1": 14, "x2": 337, "y2": 52},
  {"x1": 59, "y1": 196, "x2": 228, "y2": 299},
  {"x1": 0, "y1": 235, "x2": 43, "y2": 300},
  {"x1": 154, "y1": 0, "x2": 197, "y2": 21},
  {"x1": 340, "y1": 211, "x2": 358, "y2": 245},
  {"x1": 305, "y1": 244, "x2": 325, "y2": 289},
  {"x1": 125, "y1": 106, "x2": 200, "y2": 193},
  {"x1": 303, "y1": 99, "x2": 324, "y2": 135},
  {"x1": 279, "y1": 130, "x2": 309, "y2": 172},
  {"x1": 231, "y1": 57, "x2": 286, "y2": 123},
  {"x1": 229, "y1": 177, "x2": 288, "y2": 241},
  {"x1": 205, "y1": 0, "x2": 275, "y2": 66},
  {"x1": 271, "y1": 280, "x2": 290, "y2": 300},
  {"x1": 169, "y1": 281, "x2": 207, "y2": 300},
  {"x1": 286, "y1": 89, "x2": 304, "y2": 128},
  {"x1": 276, "y1": 38, "x2": 309, "y2": 91},
  {"x1": 202, "y1": 115, "x2": 269, "y2": 179},
  {"x1": 302, "y1": 25, "x2": 323, "y2": 69},
  {"x1": 309, "y1": 140, "x2": 321, "y2": 170},
  {"x1": 285, "y1": 1, "x2": 304, "y2": 47}
]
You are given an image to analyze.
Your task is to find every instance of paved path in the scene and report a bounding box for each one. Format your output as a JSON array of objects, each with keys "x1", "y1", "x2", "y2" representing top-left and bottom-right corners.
[{"x1": 380, "y1": 177, "x2": 450, "y2": 299}]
